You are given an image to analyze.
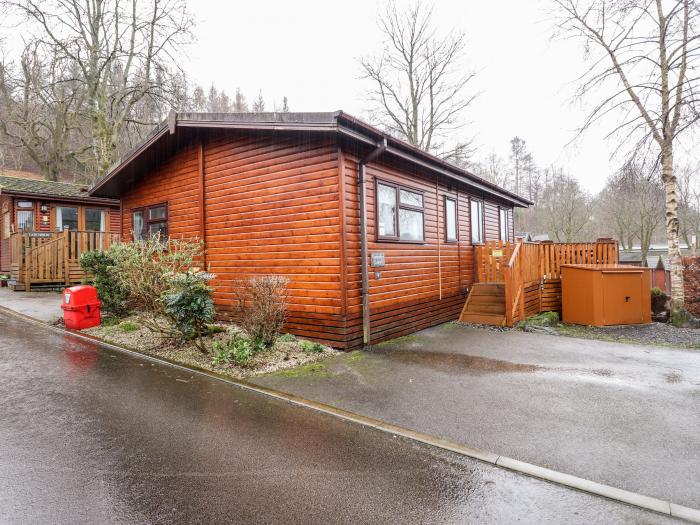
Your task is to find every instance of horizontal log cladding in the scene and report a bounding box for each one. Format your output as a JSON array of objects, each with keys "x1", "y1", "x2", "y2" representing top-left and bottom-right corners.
[{"x1": 118, "y1": 129, "x2": 517, "y2": 348}]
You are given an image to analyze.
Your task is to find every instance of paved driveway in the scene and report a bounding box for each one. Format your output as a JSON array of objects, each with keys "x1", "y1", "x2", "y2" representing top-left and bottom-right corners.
[
  {"x1": 253, "y1": 322, "x2": 700, "y2": 509},
  {"x1": 2, "y1": 313, "x2": 678, "y2": 524}
]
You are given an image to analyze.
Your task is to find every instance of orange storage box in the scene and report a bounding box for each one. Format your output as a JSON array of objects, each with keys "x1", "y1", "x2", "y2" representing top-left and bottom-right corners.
[
  {"x1": 61, "y1": 285, "x2": 101, "y2": 330},
  {"x1": 561, "y1": 264, "x2": 651, "y2": 326}
]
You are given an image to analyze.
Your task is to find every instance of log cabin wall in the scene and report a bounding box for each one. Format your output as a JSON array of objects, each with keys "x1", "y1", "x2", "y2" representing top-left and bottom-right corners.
[
  {"x1": 202, "y1": 131, "x2": 345, "y2": 346},
  {"x1": 119, "y1": 130, "x2": 348, "y2": 347},
  {"x1": 341, "y1": 149, "x2": 514, "y2": 347},
  {"x1": 117, "y1": 128, "x2": 516, "y2": 349}
]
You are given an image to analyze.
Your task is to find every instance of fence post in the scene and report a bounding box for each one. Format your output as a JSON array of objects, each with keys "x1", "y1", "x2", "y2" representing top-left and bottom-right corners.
[
  {"x1": 24, "y1": 241, "x2": 31, "y2": 292},
  {"x1": 64, "y1": 230, "x2": 70, "y2": 285}
]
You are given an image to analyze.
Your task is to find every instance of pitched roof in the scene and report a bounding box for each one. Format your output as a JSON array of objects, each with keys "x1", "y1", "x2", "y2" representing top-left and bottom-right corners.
[
  {"x1": 89, "y1": 110, "x2": 533, "y2": 208},
  {"x1": 0, "y1": 175, "x2": 118, "y2": 204}
]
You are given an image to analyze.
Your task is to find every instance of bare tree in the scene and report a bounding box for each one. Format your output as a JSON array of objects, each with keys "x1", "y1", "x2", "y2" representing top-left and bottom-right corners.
[
  {"x1": 360, "y1": 1, "x2": 477, "y2": 157},
  {"x1": 4, "y1": 0, "x2": 194, "y2": 179},
  {"x1": 541, "y1": 173, "x2": 592, "y2": 242},
  {"x1": 677, "y1": 162, "x2": 700, "y2": 246},
  {"x1": 599, "y1": 161, "x2": 665, "y2": 262},
  {"x1": 0, "y1": 41, "x2": 86, "y2": 180},
  {"x1": 553, "y1": 0, "x2": 700, "y2": 313}
]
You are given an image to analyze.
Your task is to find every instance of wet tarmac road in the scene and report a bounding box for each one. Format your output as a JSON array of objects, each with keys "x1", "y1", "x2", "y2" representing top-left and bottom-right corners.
[
  {"x1": 0, "y1": 313, "x2": 680, "y2": 524},
  {"x1": 254, "y1": 323, "x2": 700, "y2": 511}
]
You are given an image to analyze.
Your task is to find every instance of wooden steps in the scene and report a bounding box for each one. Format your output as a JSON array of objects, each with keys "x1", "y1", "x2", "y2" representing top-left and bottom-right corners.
[{"x1": 459, "y1": 283, "x2": 507, "y2": 326}]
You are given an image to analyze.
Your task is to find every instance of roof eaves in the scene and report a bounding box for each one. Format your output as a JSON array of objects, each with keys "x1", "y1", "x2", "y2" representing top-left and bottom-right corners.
[{"x1": 335, "y1": 112, "x2": 532, "y2": 207}]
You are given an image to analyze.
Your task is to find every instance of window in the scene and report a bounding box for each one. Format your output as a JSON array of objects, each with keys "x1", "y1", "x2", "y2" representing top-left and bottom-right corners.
[
  {"x1": 470, "y1": 199, "x2": 484, "y2": 244},
  {"x1": 445, "y1": 197, "x2": 457, "y2": 242},
  {"x1": 377, "y1": 181, "x2": 424, "y2": 242},
  {"x1": 56, "y1": 206, "x2": 79, "y2": 231},
  {"x1": 132, "y1": 204, "x2": 167, "y2": 241},
  {"x1": 499, "y1": 208, "x2": 509, "y2": 242},
  {"x1": 85, "y1": 208, "x2": 106, "y2": 232},
  {"x1": 16, "y1": 201, "x2": 34, "y2": 232}
]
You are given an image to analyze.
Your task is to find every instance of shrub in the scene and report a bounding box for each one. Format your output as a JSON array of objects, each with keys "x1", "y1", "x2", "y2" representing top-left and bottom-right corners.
[
  {"x1": 79, "y1": 250, "x2": 129, "y2": 315},
  {"x1": 109, "y1": 238, "x2": 202, "y2": 319},
  {"x1": 651, "y1": 287, "x2": 664, "y2": 297},
  {"x1": 162, "y1": 271, "x2": 215, "y2": 352},
  {"x1": 299, "y1": 340, "x2": 325, "y2": 353},
  {"x1": 211, "y1": 333, "x2": 265, "y2": 367},
  {"x1": 234, "y1": 275, "x2": 289, "y2": 348}
]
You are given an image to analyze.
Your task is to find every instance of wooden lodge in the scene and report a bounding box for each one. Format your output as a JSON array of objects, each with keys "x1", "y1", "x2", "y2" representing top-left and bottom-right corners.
[
  {"x1": 0, "y1": 175, "x2": 120, "y2": 290},
  {"x1": 88, "y1": 111, "x2": 531, "y2": 348}
]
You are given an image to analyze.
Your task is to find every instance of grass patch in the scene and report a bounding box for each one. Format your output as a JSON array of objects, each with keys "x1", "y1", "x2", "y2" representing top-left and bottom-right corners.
[
  {"x1": 299, "y1": 340, "x2": 325, "y2": 354},
  {"x1": 517, "y1": 311, "x2": 559, "y2": 329},
  {"x1": 118, "y1": 321, "x2": 140, "y2": 333},
  {"x1": 278, "y1": 333, "x2": 297, "y2": 342}
]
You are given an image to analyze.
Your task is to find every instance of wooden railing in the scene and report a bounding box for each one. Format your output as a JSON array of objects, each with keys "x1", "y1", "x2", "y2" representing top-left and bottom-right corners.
[
  {"x1": 475, "y1": 239, "x2": 619, "y2": 324},
  {"x1": 502, "y1": 242, "x2": 523, "y2": 326},
  {"x1": 10, "y1": 230, "x2": 120, "y2": 291}
]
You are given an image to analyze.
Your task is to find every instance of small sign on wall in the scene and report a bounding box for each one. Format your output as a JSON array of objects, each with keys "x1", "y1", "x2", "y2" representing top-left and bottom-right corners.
[
  {"x1": 492, "y1": 249, "x2": 503, "y2": 258},
  {"x1": 28, "y1": 232, "x2": 51, "y2": 238},
  {"x1": 371, "y1": 252, "x2": 385, "y2": 268}
]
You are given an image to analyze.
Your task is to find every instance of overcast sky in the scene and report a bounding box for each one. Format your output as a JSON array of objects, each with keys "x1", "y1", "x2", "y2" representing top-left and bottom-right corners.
[{"x1": 184, "y1": 0, "x2": 626, "y2": 193}]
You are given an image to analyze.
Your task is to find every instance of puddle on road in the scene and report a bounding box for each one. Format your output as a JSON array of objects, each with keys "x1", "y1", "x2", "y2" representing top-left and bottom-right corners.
[
  {"x1": 370, "y1": 349, "x2": 627, "y2": 382},
  {"x1": 375, "y1": 349, "x2": 541, "y2": 375}
]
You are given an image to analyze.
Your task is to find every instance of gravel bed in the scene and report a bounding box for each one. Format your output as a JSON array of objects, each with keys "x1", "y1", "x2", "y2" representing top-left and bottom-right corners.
[
  {"x1": 81, "y1": 315, "x2": 339, "y2": 378},
  {"x1": 457, "y1": 319, "x2": 699, "y2": 350},
  {"x1": 556, "y1": 322, "x2": 700, "y2": 349}
]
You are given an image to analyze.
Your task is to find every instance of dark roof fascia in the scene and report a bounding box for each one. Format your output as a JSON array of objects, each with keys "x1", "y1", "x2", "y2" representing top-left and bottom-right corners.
[
  {"x1": 0, "y1": 189, "x2": 119, "y2": 206},
  {"x1": 176, "y1": 118, "x2": 338, "y2": 134}
]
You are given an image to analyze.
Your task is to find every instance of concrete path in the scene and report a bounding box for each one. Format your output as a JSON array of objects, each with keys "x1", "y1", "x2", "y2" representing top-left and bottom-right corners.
[
  {"x1": 253, "y1": 322, "x2": 700, "y2": 510},
  {"x1": 0, "y1": 312, "x2": 682, "y2": 524},
  {"x1": 0, "y1": 287, "x2": 62, "y2": 322}
]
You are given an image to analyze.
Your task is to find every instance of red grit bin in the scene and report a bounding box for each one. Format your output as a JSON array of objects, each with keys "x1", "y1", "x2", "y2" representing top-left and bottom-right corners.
[{"x1": 61, "y1": 285, "x2": 101, "y2": 330}]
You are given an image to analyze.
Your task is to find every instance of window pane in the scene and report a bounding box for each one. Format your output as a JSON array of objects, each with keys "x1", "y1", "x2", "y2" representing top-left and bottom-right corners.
[
  {"x1": 17, "y1": 210, "x2": 34, "y2": 231},
  {"x1": 16, "y1": 201, "x2": 32, "y2": 209},
  {"x1": 399, "y1": 209, "x2": 424, "y2": 241},
  {"x1": 471, "y1": 201, "x2": 483, "y2": 244},
  {"x1": 149, "y1": 206, "x2": 167, "y2": 221},
  {"x1": 377, "y1": 184, "x2": 396, "y2": 237},
  {"x1": 85, "y1": 209, "x2": 106, "y2": 232},
  {"x1": 400, "y1": 189, "x2": 423, "y2": 207},
  {"x1": 148, "y1": 221, "x2": 168, "y2": 240},
  {"x1": 56, "y1": 206, "x2": 79, "y2": 231},
  {"x1": 132, "y1": 211, "x2": 145, "y2": 241},
  {"x1": 500, "y1": 209, "x2": 508, "y2": 241},
  {"x1": 446, "y1": 199, "x2": 457, "y2": 241}
]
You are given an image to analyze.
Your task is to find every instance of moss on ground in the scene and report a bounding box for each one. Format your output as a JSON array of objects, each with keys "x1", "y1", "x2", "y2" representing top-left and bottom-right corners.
[{"x1": 273, "y1": 362, "x2": 335, "y2": 379}]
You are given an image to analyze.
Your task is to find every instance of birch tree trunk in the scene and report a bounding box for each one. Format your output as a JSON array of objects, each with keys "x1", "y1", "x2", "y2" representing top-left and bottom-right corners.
[{"x1": 661, "y1": 145, "x2": 685, "y2": 311}]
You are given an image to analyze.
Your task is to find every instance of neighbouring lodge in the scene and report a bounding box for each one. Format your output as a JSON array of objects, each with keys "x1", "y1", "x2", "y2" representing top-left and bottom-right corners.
[
  {"x1": 88, "y1": 111, "x2": 531, "y2": 348},
  {"x1": 0, "y1": 175, "x2": 120, "y2": 290}
]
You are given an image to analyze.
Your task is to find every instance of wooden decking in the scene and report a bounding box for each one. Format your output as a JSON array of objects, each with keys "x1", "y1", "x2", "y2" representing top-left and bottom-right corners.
[
  {"x1": 461, "y1": 239, "x2": 620, "y2": 327},
  {"x1": 9, "y1": 230, "x2": 120, "y2": 291}
]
